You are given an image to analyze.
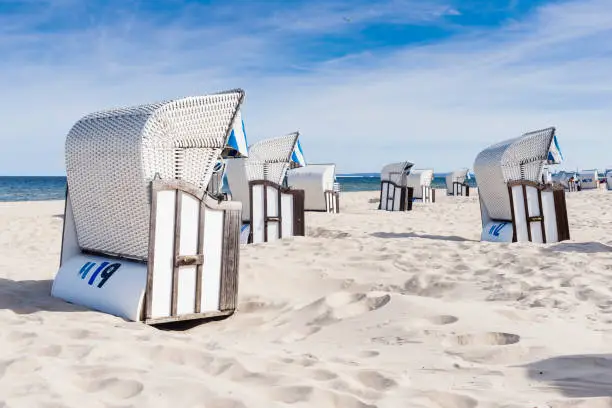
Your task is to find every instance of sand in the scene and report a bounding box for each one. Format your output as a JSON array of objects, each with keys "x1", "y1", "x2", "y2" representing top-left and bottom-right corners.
[{"x1": 0, "y1": 189, "x2": 611, "y2": 408}]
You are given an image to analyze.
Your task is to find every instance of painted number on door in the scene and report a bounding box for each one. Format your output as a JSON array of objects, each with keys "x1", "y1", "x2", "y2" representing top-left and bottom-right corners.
[
  {"x1": 488, "y1": 223, "x2": 507, "y2": 237},
  {"x1": 78, "y1": 261, "x2": 121, "y2": 288}
]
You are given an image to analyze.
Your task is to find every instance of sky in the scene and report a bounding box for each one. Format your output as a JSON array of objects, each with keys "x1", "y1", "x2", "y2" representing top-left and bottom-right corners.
[{"x1": 0, "y1": 0, "x2": 611, "y2": 175}]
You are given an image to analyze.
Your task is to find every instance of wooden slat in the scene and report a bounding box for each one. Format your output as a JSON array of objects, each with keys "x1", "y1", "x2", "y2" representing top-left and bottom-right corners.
[
  {"x1": 171, "y1": 191, "x2": 182, "y2": 317},
  {"x1": 554, "y1": 188, "x2": 571, "y2": 241},
  {"x1": 336, "y1": 191, "x2": 340, "y2": 214},
  {"x1": 507, "y1": 185, "x2": 518, "y2": 242},
  {"x1": 194, "y1": 202, "x2": 205, "y2": 313},
  {"x1": 292, "y1": 189, "x2": 306, "y2": 236},
  {"x1": 406, "y1": 187, "x2": 413, "y2": 211},
  {"x1": 263, "y1": 184, "x2": 268, "y2": 242},
  {"x1": 537, "y1": 189, "x2": 547, "y2": 243},
  {"x1": 522, "y1": 184, "x2": 532, "y2": 242},
  {"x1": 144, "y1": 184, "x2": 161, "y2": 321},
  {"x1": 277, "y1": 186, "x2": 283, "y2": 239},
  {"x1": 219, "y1": 209, "x2": 240, "y2": 311}
]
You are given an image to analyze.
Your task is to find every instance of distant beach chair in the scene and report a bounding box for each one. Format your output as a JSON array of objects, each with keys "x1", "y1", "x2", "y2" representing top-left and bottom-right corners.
[
  {"x1": 551, "y1": 171, "x2": 577, "y2": 192},
  {"x1": 445, "y1": 168, "x2": 470, "y2": 196},
  {"x1": 473, "y1": 127, "x2": 570, "y2": 243},
  {"x1": 52, "y1": 90, "x2": 245, "y2": 324},
  {"x1": 286, "y1": 164, "x2": 340, "y2": 213},
  {"x1": 606, "y1": 169, "x2": 612, "y2": 191},
  {"x1": 407, "y1": 169, "x2": 435, "y2": 203},
  {"x1": 225, "y1": 132, "x2": 306, "y2": 244},
  {"x1": 577, "y1": 169, "x2": 599, "y2": 190},
  {"x1": 379, "y1": 161, "x2": 414, "y2": 211}
]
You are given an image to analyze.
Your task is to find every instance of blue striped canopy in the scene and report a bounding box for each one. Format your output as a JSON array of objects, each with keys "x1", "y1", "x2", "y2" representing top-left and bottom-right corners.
[
  {"x1": 547, "y1": 134, "x2": 563, "y2": 164},
  {"x1": 291, "y1": 138, "x2": 306, "y2": 167},
  {"x1": 223, "y1": 110, "x2": 248, "y2": 158}
]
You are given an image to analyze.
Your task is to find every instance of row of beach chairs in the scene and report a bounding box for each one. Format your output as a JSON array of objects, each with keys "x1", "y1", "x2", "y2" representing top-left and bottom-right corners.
[
  {"x1": 51, "y1": 89, "x2": 575, "y2": 327},
  {"x1": 380, "y1": 127, "x2": 571, "y2": 245}
]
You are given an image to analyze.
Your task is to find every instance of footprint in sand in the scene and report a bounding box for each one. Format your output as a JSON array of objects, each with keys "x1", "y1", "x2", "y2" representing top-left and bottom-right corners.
[
  {"x1": 356, "y1": 370, "x2": 397, "y2": 391},
  {"x1": 77, "y1": 378, "x2": 144, "y2": 399},
  {"x1": 311, "y1": 368, "x2": 338, "y2": 381},
  {"x1": 427, "y1": 315, "x2": 459, "y2": 325},
  {"x1": 453, "y1": 332, "x2": 520, "y2": 346},
  {"x1": 416, "y1": 391, "x2": 478, "y2": 408},
  {"x1": 207, "y1": 397, "x2": 248, "y2": 408},
  {"x1": 272, "y1": 385, "x2": 314, "y2": 404}
]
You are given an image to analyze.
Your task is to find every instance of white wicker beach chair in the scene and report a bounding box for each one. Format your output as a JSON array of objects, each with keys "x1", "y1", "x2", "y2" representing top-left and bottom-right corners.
[
  {"x1": 53, "y1": 90, "x2": 245, "y2": 324},
  {"x1": 407, "y1": 169, "x2": 435, "y2": 203},
  {"x1": 286, "y1": 164, "x2": 340, "y2": 213},
  {"x1": 445, "y1": 168, "x2": 470, "y2": 196},
  {"x1": 577, "y1": 169, "x2": 599, "y2": 190},
  {"x1": 379, "y1": 161, "x2": 414, "y2": 211},
  {"x1": 225, "y1": 132, "x2": 306, "y2": 244},
  {"x1": 473, "y1": 127, "x2": 570, "y2": 243},
  {"x1": 551, "y1": 171, "x2": 577, "y2": 192}
]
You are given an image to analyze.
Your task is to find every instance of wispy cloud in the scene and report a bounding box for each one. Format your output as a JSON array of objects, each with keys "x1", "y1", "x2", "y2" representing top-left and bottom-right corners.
[{"x1": 0, "y1": 0, "x2": 610, "y2": 175}]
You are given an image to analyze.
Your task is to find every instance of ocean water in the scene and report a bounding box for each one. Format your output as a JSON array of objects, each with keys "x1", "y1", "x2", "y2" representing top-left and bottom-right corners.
[
  {"x1": 0, "y1": 177, "x2": 67, "y2": 201},
  {"x1": 336, "y1": 173, "x2": 478, "y2": 192},
  {"x1": 0, "y1": 174, "x2": 479, "y2": 201}
]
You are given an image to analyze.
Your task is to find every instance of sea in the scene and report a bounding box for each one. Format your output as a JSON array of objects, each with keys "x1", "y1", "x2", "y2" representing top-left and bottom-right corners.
[{"x1": 0, "y1": 174, "x2": 480, "y2": 201}]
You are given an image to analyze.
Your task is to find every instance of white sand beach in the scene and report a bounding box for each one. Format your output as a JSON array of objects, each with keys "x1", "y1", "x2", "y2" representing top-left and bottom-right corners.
[{"x1": 1, "y1": 189, "x2": 611, "y2": 408}]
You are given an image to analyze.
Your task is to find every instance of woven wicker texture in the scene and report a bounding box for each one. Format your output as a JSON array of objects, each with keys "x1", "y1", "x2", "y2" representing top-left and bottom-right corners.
[
  {"x1": 65, "y1": 89, "x2": 244, "y2": 260},
  {"x1": 473, "y1": 127, "x2": 556, "y2": 221},
  {"x1": 407, "y1": 169, "x2": 434, "y2": 189},
  {"x1": 381, "y1": 162, "x2": 414, "y2": 186},
  {"x1": 245, "y1": 132, "x2": 300, "y2": 185}
]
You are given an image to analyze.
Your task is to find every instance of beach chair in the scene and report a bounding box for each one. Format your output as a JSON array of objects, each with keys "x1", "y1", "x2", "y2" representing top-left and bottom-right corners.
[
  {"x1": 286, "y1": 164, "x2": 340, "y2": 213},
  {"x1": 577, "y1": 169, "x2": 599, "y2": 190},
  {"x1": 606, "y1": 169, "x2": 612, "y2": 191},
  {"x1": 551, "y1": 171, "x2": 577, "y2": 192},
  {"x1": 445, "y1": 168, "x2": 470, "y2": 196},
  {"x1": 52, "y1": 90, "x2": 245, "y2": 324},
  {"x1": 473, "y1": 127, "x2": 570, "y2": 243},
  {"x1": 225, "y1": 132, "x2": 306, "y2": 244},
  {"x1": 407, "y1": 169, "x2": 435, "y2": 203},
  {"x1": 379, "y1": 161, "x2": 414, "y2": 211}
]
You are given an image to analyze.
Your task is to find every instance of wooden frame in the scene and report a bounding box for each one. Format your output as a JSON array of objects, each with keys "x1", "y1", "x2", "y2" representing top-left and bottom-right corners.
[
  {"x1": 506, "y1": 180, "x2": 570, "y2": 244},
  {"x1": 379, "y1": 181, "x2": 414, "y2": 211},
  {"x1": 247, "y1": 180, "x2": 305, "y2": 244},
  {"x1": 422, "y1": 186, "x2": 436, "y2": 203},
  {"x1": 143, "y1": 179, "x2": 240, "y2": 324},
  {"x1": 53, "y1": 179, "x2": 242, "y2": 325},
  {"x1": 323, "y1": 190, "x2": 340, "y2": 213},
  {"x1": 452, "y1": 182, "x2": 470, "y2": 197}
]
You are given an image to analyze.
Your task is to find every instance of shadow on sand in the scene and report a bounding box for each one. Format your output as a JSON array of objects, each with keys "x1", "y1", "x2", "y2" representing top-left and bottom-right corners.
[
  {"x1": 0, "y1": 278, "x2": 86, "y2": 314},
  {"x1": 547, "y1": 242, "x2": 612, "y2": 254},
  {"x1": 524, "y1": 354, "x2": 612, "y2": 398},
  {"x1": 371, "y1": 232, "x2": 477, "y2": 243}
]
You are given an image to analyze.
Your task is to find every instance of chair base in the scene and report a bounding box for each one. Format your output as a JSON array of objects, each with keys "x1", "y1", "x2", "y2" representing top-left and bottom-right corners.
[
  {"x1": 379, "y1": 181, "x2": 413, "y2": 211},
  {"x1": 449, "y1": 182, "x2": 470, "y2": 197},
  {"x1": 480, "y1": 181, "x2": 570, "y2": 243},
  {"x1": 247, "y1": 181, "x2": 305, "y2": 244},
  {"x1": 52, "y1": 180, "x2": 241, "y2": 324},
  {"x1": 324, "y1": 190, "x2": 340, "y2": 213}
]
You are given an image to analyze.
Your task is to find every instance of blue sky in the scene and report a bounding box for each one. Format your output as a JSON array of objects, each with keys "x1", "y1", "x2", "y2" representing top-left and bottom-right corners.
[{"x1": 1, "y1": 0, "x2": 611, "y2": 175}]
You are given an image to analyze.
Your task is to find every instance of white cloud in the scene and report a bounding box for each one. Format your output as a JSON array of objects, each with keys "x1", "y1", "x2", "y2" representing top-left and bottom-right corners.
[{"x1": 0, "y1": 0, "x2": 610, "y2": 175}]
